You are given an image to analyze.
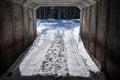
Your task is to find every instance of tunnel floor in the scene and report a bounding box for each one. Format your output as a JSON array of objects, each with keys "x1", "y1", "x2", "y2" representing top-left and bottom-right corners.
[{"x1": 3, "y1": 20, "x2": 106, "y2": 80}]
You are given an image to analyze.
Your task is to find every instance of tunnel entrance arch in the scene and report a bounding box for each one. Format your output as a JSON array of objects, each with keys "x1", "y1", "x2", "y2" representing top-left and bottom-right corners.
[
  {"x1": 27, "y1": 2, "x2": 82, "y2": 45},
  {"x1": 1, "y1": 0, "x2": 109, "y2": 79},
  {"x1": 22, "y1": 0, "x2": 98, "y2": 36},
  {"x1": 34, "y1": 4, "x2": 80, "y2": 42},
  {"x1": 32, "y1": 3, "x2": 82, "y2": 34},
  {"x1": 1, "y1": 0, "x2": 120, "y2": 80}
]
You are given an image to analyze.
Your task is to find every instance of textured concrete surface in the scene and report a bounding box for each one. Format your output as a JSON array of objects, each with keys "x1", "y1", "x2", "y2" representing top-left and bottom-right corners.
[
  {"x1": 80, "y1": 0, "x2": 120, "y2": 80},
  {"x1": 0, "y1": 0, "x2": 36, "y2": 76}
]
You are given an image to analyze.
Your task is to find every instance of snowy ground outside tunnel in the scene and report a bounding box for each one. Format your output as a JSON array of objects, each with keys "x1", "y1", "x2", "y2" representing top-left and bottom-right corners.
[{"x1": 4, "y1": 19, "x2": 106, "y2": 80}]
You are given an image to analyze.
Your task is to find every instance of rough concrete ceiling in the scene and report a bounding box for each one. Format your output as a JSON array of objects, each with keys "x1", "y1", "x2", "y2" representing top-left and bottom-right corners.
[
  {"x1": 7, "y1": 0, "x2": 100, "y2": 8},
  {"x1": 6, "y1": 0, "x2": 26, "y2": 4}
]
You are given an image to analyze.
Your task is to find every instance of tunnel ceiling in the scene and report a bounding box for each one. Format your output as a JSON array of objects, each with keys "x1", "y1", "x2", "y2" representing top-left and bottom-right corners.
[{"x1": 7, "y1": 0, "x2": 101, "y2": 9}]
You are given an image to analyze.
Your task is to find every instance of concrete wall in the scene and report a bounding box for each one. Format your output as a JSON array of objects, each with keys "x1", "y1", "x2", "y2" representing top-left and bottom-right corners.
[
  {"x1": 80, "y1": 0, "x2": 120, "y2": 80},
  {"x1": 0, "y1": 1, "x2": 36, "y2": 75}
]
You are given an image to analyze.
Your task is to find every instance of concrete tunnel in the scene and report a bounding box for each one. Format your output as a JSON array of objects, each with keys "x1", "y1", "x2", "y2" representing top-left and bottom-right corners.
[{"x1": 0, "y1": 0, "x2": 120, "y2": 80}]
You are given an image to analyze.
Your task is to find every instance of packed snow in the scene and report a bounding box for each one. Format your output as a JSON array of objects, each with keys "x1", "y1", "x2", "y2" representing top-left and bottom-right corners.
[{"x1": 16, "y1": 19, "x2": 106, "y2": 80}]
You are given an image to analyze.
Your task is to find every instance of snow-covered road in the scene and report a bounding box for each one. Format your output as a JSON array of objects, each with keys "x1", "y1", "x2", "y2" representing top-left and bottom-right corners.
[{"x1": 4, "y1": 20, "x2": 106, "y2": 80}]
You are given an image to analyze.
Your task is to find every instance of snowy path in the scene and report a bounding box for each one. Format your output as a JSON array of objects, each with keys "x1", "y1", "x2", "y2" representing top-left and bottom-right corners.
[
  {"x1": 4, "y1": 20, "x2": 105, "y2": 80},
  {"x1": 37, "y1": 30, "x2": 68, "y2": 76},
  {"x1": 19, "y1": 30, "x2": 55, "y2": 76},
  {"x1": 64, "y1": 30, "x2": 89, "y2": 77}
]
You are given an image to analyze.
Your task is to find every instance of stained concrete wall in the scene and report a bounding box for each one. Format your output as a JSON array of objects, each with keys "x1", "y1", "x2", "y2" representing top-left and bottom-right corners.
[
  {"x1": 0, "y1": 1, "x2": 36, "y2": 75},
  {"x1": 80, "y1": 0, "x2": 120, "y2": 80}
]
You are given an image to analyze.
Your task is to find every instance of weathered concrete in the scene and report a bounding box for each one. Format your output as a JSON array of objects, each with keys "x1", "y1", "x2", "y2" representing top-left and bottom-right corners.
[
  {"x1": 8, "y1": 0, "x2": 99, "y2": 9},
  {"x1": 106, "y1": 0, "x2": 120, "y2": 80},
  {"x1": 22, "y1": 6, "x2": 30, "y2": 50},
  {"x1": 0, "y1": 0, "x2": 37, "y2": 75},
  {"x1": 80, "y1": 0, "x2": 120, "y2": 80},
  {"x1": 0, "y1": 1, "x2": 14, "y2": 76},
  {"x1": 12, "y1": 3, "x2": 23, "y2": 56}
]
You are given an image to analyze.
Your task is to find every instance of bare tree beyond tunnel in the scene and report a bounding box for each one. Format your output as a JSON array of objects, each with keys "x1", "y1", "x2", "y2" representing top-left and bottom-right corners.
[{"x1": 36, "y1": 7, "x2": 80, "y2": 19}]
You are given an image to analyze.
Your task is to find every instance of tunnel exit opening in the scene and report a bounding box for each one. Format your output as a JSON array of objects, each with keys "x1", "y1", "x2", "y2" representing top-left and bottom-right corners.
[{"x1": 36, "y1": 6, "x2": 81, "y2": 44}]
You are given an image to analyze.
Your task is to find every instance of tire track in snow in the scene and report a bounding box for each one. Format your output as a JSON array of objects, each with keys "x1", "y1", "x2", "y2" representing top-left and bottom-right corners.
[
  {"x1": 33, "y1": 31, "x2": 55, "y2": 75},
  {"x1": 19, "y1": 31, "x2": 55, "y2": 76},
  {"x1": 71, "y1": 31, "x2": 90, "y2": 76},
  {"x1": 71, "y1": 32, "x2": 106, "y2": 80},
  {"x1": 38, "y1": 30, "x2": 69, "y2": 76},
  {"x1": 64, "y1": 30, "x2": 89, "y2": 77}
]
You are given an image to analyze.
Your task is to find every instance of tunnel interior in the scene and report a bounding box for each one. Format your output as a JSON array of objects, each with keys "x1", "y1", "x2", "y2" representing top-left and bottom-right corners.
[
  {"x1": 5, "y1": 5, "x2": 104, "y2": 80},
  {"x1": 0, "y1": 0, "x2": 120, "y2": 80}
]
